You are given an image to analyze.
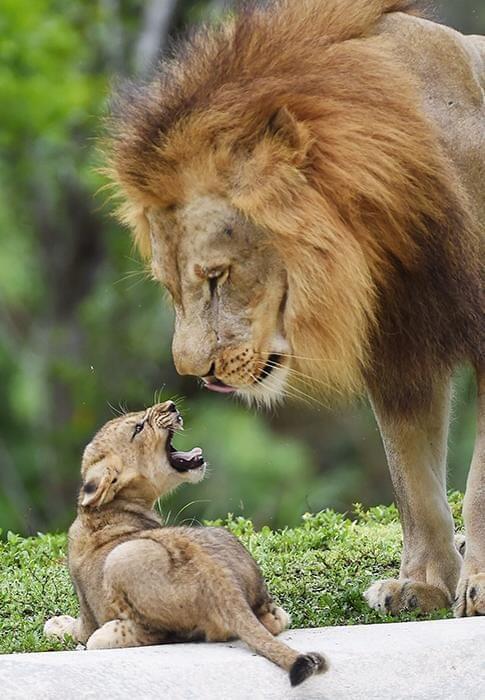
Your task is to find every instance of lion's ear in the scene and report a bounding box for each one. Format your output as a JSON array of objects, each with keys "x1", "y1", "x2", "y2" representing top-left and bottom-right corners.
[
  {"x1": 267, "y1": 107, "x2": 311, "y2": 164},
  {"x1": 80, "y1": 455, "x2": 123, "y2": 508}
]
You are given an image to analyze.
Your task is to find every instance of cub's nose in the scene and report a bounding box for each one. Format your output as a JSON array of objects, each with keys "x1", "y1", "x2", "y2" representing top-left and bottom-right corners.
[{"x1": 152, "y1": 400, "x2": 178, "y2": 417}]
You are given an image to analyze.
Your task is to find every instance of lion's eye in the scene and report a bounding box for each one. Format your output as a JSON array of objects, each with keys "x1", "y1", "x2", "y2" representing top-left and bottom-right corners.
[
  {"x1": 131, "y1": 422, "x2": 145, "y2": 440},
  {"x1": 224, "y1": 226, "x2": 233, "y2": 237},
  {"x1": 209, "y1": 276, "x2": 218, "y2": 297}
]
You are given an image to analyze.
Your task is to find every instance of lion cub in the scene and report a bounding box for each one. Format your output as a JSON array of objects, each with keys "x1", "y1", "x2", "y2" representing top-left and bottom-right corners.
[{"x1": 44, "y1": 401, "x2": 328, "y2": 686}]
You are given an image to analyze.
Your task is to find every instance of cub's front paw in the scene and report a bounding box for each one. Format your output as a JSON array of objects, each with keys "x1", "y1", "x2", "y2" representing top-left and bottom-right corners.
[
  {"x1": 44, "y1": 615, "x2": 77, "y2": 640},
  {"x1": 364, "y1": 578, "x2": 450, "y2": 614},
  {"x1": 454, "y1": 573, "x2": 485, "y2": 617}
]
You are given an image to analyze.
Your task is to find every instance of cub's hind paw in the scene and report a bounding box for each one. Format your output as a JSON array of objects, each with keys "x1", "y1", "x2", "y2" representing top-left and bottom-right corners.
[
  {"x1": 364, "y1": 578, "x2": 450, "y2": 614},
  {"x1": 259, "y1": 605, "x2": 291, "y2": 635},
  {"x1": 86, "y1": 618, "x2": 156, "y2": 649},
  {"x1": 86, "y1": 620, "x2": 127, "y2": 650},
  {"x1": 44, "y1": 615, "x2": 77, "y2": 640},
  {"x1": 454, "y1": 573, "x2": 485, "y2": 617}
]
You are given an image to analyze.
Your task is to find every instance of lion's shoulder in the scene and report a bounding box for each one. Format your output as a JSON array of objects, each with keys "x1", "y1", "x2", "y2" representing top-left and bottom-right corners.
[
  {"x1": 377, "y1": 13, "x2": 484, "y2": 90},
  {"x1": 376, "y1": 12, "x2": 485, "y2": 222}
]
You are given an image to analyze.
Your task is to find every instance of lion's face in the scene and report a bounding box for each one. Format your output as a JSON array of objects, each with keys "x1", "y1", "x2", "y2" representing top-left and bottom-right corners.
[{"x1": 148, "y1": 196, "x2": 291, "y2": 405}]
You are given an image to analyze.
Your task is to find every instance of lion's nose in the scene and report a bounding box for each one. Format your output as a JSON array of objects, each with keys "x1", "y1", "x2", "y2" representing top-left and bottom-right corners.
[
  {"x1": 172, "y1": 323, "x2": 217, "y2": 378},
  {"x1": 165, "y1": 401, "x2": 177, "y2": 413},
  {"x1": 173, "y1": 353, "x2": 215, "y2": 378}
]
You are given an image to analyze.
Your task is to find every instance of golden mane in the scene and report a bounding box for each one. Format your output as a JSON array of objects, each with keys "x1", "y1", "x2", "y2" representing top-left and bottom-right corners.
[{"x1": 107, "y1": 0, "x2": 481, "y2": 404}]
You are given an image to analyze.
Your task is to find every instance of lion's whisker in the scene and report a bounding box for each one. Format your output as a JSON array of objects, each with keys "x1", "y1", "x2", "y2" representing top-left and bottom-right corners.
[
  {"x1": 114, "y1": 269, "x2": 152, "y2": 286},
  {"x1": 262, "y1": 359, "x2": 342, "y2": 399},
  {"x1": 257, "y1": 358, "x2": 339, "y2": 406},
  {"x1": 249, "y1": 372, "x2": 315, "y2": 408},
  {"x1": 261, "y1": 351, "x2": 341, "y2": 363}
]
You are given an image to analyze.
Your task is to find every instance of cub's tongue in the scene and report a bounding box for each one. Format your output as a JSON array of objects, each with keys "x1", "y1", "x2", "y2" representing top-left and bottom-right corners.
[{"x1": 169, "y1": 447, "x2": 204, "y2": 472}]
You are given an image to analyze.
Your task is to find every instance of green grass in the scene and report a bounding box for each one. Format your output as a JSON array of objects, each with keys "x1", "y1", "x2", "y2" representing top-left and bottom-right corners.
[{"x1": 0, "y1": 494, "x2": 464, "y2": 654}]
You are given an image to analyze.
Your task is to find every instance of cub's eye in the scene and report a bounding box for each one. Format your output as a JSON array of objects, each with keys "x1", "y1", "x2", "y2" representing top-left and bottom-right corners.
[
  {"x1": 131, "y1": 422, "x2": 145, "y2": 440},
  {"x1": 224, "y1": 226, "x2": 233, "y2": 237}
]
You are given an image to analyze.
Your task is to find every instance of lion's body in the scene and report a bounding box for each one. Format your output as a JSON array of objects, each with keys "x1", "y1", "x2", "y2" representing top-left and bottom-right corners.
[{"x1": 108, "y1": 1, "x2": 485, "y2": 618}]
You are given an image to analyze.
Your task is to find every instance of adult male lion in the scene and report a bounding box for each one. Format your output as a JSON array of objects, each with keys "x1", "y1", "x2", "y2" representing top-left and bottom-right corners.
[{"x1": 107, "y1": 0, "x2": 484, "y2": 616}]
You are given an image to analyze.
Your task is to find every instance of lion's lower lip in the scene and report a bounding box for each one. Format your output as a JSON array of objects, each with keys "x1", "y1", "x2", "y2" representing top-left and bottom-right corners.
[{"x1": 203, "y1": 380, "x2": 236, "y2": 394}]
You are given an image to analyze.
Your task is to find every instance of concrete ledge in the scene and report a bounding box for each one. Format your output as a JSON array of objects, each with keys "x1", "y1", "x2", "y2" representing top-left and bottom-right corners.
[{"x1": 1, "y1": 618, "x2": 484, "y2": 699}]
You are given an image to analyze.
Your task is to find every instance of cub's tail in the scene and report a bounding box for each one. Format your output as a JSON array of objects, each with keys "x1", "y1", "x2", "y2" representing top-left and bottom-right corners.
[
  {"x1": 232, "y1": 602, "x2": 329, "y2": 686},
  {"x1": 289, "y1": 652, "x2": 328, "y2": 687}
]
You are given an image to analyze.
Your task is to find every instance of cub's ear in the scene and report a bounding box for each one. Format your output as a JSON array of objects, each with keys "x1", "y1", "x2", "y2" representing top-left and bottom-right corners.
[
  {"x1": 80, "y1": 455, "x2": 123, "y2": 508},
  {"x1": 266, "y1": 107, "x2": 312, "y2": 165}
]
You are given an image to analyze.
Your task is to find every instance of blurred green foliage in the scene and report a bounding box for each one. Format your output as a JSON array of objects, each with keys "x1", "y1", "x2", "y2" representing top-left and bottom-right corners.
[{"x1": 0, "y1": 1, "x2": 481, "y2": 536}]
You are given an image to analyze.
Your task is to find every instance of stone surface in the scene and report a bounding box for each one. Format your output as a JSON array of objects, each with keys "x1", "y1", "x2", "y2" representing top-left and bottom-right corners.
[{"x1": 1, "y1": 618, "x2": 484, "y2": 699}]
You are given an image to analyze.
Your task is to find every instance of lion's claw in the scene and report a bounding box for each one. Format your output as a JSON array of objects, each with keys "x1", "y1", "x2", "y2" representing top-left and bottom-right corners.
[{"x1": 454, "y1": 573, "x2": 485, "y2": 617}]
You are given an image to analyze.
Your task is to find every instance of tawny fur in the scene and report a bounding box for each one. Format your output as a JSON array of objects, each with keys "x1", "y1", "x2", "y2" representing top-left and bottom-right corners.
[
  {"x1": 106, "y1": 0, "x2": 482, "y2": 409},
  {"x1": 103, "y1": 1, "x2": 484, "y2": 617},
  {"x1": 44, "y1": 402, "x2": 328, "y2": 686}
]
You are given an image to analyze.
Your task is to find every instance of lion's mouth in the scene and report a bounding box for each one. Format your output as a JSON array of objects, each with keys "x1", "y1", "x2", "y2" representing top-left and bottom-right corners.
[
  {"x1": 166, "y1": 429, "x2": 205, "y2": 472},
  {"x1": 257, "y1": 353, "x2": 282, "y2": 382},
  {"x1": 203, "y1": 353, "x2": 283, "y2": 393}
]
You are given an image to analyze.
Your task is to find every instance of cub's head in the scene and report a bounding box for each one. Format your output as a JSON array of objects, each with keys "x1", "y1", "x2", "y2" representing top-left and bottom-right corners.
[{"x1": 80, "y1": 401, "x2": 206, "y2": 509}]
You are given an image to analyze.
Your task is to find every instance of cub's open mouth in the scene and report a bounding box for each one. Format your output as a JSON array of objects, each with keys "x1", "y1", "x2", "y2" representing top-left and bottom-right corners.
[{"x1": 166, "y1": 429, "x2": 205, "y2": 472}]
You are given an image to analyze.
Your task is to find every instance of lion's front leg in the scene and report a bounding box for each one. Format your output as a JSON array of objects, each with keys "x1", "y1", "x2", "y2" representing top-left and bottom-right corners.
[
  {"x1": 454, "y1": 368, "x2": 485, "y2": 617},
  {"x1": 365, "y1": 377, "x2": 462, "y2": 614}
]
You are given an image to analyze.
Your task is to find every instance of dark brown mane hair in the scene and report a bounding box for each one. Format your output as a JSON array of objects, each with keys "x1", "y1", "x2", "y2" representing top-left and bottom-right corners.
[{"x1": 106, "y1": 0, "x2": 483, "y2": 414}]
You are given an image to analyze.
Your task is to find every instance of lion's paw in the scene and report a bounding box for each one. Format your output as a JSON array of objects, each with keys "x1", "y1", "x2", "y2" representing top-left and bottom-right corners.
[
  {"x1": 44, "y1": 615, "x2": 77, "y2": 640},
  {"x1": 454, "y1": 573, "x2": 485, "y2": 617},
  {"x1": 364, "y1": 578, "x2": 450, "y2": 614}
]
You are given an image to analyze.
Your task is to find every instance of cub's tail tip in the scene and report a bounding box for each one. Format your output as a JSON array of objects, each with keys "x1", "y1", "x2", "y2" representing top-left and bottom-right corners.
[{"x1": 289, "y1": 652, "x2": 329, "y2": 687}]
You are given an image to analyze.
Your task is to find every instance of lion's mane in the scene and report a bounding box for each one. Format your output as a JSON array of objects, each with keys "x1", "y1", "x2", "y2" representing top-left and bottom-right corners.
[{"x1": 108, "y1": 0, "x2": 482, "y2": 414}]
